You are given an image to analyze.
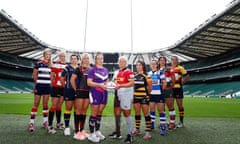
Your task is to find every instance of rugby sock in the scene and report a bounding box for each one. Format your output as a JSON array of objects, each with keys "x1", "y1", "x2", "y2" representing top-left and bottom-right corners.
[
  {"x1": 145, "y1": 115, "x2": 151, "y2": 132},
  {"x1": 125, "y1": 116, "x2": 133, "y2": 135},
  {"x1": 179, "y1": 108, "x2": 184, "y2": 123},
  {"x1": 56, "y1": 107, "x2": 61, "y2": 124},
  {"x1": 75, "y1": 114, "x2": 80, "y2": 133},
  {"x1": 169, "y1": 109, "x2": 176, "y2": 124},
  {"x1": 159, "y1": 113, "x2": 167, "y2": 129},
  {"x1": 89, "y1": 116, "x2": 96, "y2": 133},
  {"x1": 95, "y1": 115, "x2": 102, "y2": 131},
  {"x1": 43, "y1": 105, "x2": 48, "y2": 122},
  {"x1": 30, "y1": 107, "x2": 37, "y2": 124},
  {"x1": 64, "y1": 110, "x2": 71, "y2": 128},
  {"x1": 80, "y1": 114, "x2": 86, "y2": 131},
  {"x1": 48, "y1": 107, "x2": 55, "y2": 126},
  {"x1": 73, "y1": 112, "x2": 77, "y2": 130},
  {"x1": 135, "y1": 115, "x2": 141, "y2": 130},
  {"x1": 115, "y1": 115, "x2": 121, "y2": 135},
  {"x1": 150, "y1": 111, "x2": 156, "y2": 129}
]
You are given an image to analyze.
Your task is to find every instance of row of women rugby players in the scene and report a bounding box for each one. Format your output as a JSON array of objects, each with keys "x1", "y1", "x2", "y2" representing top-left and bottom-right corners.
[{"x1": 27, "y1": 49, "x2": 189, "y2": 143}]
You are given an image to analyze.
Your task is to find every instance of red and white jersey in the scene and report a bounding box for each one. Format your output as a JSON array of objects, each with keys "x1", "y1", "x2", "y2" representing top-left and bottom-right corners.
[
  {"x1": 116, "y1": 67, "x2": 134, "y2": 84},
  {"x1": 51, "y1": 61, "x2": 66, "y2": 88}
]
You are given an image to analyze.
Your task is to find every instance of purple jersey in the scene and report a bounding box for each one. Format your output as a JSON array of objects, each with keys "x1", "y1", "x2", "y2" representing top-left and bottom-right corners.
[
  {"x1": 88, "y1": 66, "x2": 109, "y2": 85},
  {"x1": 88, "y1": 66, "x2": 109, "y2": 105}
]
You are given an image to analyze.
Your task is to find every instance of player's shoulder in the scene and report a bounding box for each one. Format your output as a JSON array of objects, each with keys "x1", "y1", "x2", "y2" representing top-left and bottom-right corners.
[{"x1": 36, "y1": 60, "x2": 44, "y2": 64}]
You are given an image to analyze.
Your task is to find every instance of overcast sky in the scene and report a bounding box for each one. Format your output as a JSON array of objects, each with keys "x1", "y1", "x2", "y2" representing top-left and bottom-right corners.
[{"x1": 1, "y1": 0, "x2": 232, "y2": 52}]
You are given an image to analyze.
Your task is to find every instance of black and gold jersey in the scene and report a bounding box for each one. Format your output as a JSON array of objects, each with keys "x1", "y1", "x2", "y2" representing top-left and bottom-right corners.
[{"x1": 134, "y1": 73, "x2": 152, "y2": 99}]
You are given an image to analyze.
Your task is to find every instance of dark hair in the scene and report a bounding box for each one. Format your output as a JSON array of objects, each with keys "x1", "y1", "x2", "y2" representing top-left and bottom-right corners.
[
  {"x1": 158, "y1": 56, "x2": 167, "y2": 67},
  {"x1": 70, "y1": 54, "x2": 79, "y2": 61},
  {"x1": 136, "y1": 60, "x2": 147, "y2": 75}
]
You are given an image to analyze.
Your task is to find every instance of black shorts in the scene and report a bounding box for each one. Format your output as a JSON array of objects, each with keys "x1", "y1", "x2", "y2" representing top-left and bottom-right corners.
[
  {"x1": 51, "y1": 87, "x2": 64, "y2": 97},
  {"x1": 150, "y1": 94, "x2": 165, "y2": 103},
  {"x1": 75, "y1": 90, "x2": 89, "y2": 99},
  {"x1": 173, "y1": 88, "x2": 184, "y2": 99},
  {"x1": 114, "y1": 90, "x2": 120, "y2": 108},
  {"x1": 133, "y1": 96, "x2": 149, "y2": 105},
  {"x1": 64, "y1": 88, "x2": 75, "y2": 101}
]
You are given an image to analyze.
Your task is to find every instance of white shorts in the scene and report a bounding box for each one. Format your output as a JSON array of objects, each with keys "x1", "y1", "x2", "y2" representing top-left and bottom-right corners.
[{"x1": 117, "y1": 87, "x2": 133, "y2": 110}]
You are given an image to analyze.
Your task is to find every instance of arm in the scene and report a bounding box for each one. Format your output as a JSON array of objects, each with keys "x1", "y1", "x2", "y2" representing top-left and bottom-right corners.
[
  {"x1": 171, "y1": 74, "x2": 176, "y2": 88},
  {"x1": 50, "y1": 72, "x2": 55, "y2": 85},
  {"x1": 60, "y1": 76, "x2": 65, "y2": 88},
  {"x1": 87, "y1": 78, "x2": 106, "y2": 90},
  {"x1": 115, "y1": 80, "x2": 134, "y2": 90},
  {"x1": 182, "y1": 74, "x2": 189, "y2": 85},
  {"x1": 147, "y1": 78, "x2": 152, "y2": 94},
  {"x1": 162, "y1": 79, "x2": 167, "y2": 90},
  {"x1": 32, "y1": 68, "x2": 38, "y2": 85},
  {"x1": 70, "y1": 74, "x2": 77, "y2": 91}
]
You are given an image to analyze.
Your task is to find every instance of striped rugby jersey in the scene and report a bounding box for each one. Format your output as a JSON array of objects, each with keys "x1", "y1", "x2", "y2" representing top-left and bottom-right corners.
[
  {"x1": 148, "y1": 70, "x2": 165, "y2": 95},
  {"x1": 34, "y1": 60, "x2": 51, "y2": 87},
  {"x1": 134, "y1": 73, "x2": 152, "y2": 98}
]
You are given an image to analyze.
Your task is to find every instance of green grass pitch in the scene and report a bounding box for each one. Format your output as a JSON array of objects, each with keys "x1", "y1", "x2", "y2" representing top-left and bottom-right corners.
[{"x1": 0, "y1": 93, "x2": 240, "y2": 144}]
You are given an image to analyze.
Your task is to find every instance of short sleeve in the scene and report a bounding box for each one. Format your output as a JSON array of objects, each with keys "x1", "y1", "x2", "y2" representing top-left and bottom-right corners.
[
  {"x1": 88, "y1": 67, "x2": 95, "y2": 79},
  {"x1": 61, "y1": 68, "x2": 67, "y2": 77}
]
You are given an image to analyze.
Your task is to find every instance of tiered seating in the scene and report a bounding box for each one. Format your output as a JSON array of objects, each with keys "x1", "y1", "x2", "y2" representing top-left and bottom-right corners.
[
  {"x1": 0, "y1": 66, "x2": 32, "y2": 79},
  {"x1": 184, "y1": 81, "x2": 240, "y2": 97},
  {"x1": 0, "y1": 53, "x2": 34, "y2": 68},
  {"x1": 182, "y1": 50, "x2": 240, "y2": 70},
  {"x1": 0, "y1": 78, "x2": 33, "y2": 93},
  {"x1": 189, "y1": 67, "x2": 240, "y2": 82}
]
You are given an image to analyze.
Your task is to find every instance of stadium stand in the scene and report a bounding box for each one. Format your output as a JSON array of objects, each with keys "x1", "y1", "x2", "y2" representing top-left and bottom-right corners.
[
  {"x1": 0, "y1": 0, "x2": 240, "y2": 96},
  {"x1": 0, "y1": 78, "x2": 33, "y2": 93}
]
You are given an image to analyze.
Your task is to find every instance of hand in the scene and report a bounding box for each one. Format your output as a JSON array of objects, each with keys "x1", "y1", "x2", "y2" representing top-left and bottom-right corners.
[{"x1": 114, "y1": 84, "x2": 121, "y2": 90}]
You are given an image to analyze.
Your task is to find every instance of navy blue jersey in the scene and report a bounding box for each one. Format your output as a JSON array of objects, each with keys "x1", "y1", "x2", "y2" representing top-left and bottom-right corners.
[
  {"x1": 61, "y1": 65, "x2": 77, "y2": 89},
  {"x1": 34, "y1": 60, "x2": 51, "y2": 87}
]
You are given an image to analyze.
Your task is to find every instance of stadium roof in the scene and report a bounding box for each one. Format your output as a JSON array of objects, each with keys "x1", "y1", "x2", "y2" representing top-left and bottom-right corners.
[
  {"x1": 0, "y1": 0, "x2": 240, "y2": 64},
  {"x1": 168, "y1": 0, "x2": 240, "y2": 59}
]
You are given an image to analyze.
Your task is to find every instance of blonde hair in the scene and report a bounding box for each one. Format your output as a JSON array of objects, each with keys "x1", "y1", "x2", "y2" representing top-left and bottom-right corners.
[
  {"x1": 43, "y1": 48, "x2": 52, "y2": 67},
  {"x1": 118, "y1": 56, "x2": 128, "y2": 65},
  {"x1": 58, "y1": 50, "x2": 66, "y2": 56},
  {"x1": 81, "y1": 53, "x2": 90, "y2": 65}
]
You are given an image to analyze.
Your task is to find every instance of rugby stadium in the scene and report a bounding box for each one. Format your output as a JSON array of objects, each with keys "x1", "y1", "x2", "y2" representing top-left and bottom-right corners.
[{"x1": 0, "y1": 0, "x2": 240, "y2": 99}]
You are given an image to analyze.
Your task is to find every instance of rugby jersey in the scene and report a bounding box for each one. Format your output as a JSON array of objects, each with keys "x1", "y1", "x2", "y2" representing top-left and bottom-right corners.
[
  {"x1": 88, "y1": 66, "x2": 109, "y2": 92},
  {"x1": 134, "y1": 73, "x2": 152, "y2": 99},
  {"x1": 74, "y1": 66, "x2": 90, "y2": 91},
  {"x1": 116, "y1": 67, "x2": 134, "y2": 84},
  {"x1": 161, "y1": 67, "x2": 174, "y2": 90},
  {"x1": 51, "y1": 61, "x2": 66, "y2": 88},
  {"x1": 61, "y1": 64, "x2": 77, "y2": 89},
  {"x1": 172, "y1": 65, "x2": 188, "y2": 88},
  {"x1": 148, "y1": 70, "x2": 165, "y2": 95},
  {"x1": 34, "y1": 60, "x2": 51, "y2": 87}
]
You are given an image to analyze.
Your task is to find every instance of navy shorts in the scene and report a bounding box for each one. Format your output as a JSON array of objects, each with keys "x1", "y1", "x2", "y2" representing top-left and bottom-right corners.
[
  {"x1": 64, "y1": 88, "x2": 76, "y2": 101},
  {"x1": 51, "y1": 87, "x2": 64, "y2": 97},
  {"x1": 34, "y1": 84, "x2": 50, "y2": 95},
  {"x1": 150, "y1": 94, "x2": 165, "y2": 103}
]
